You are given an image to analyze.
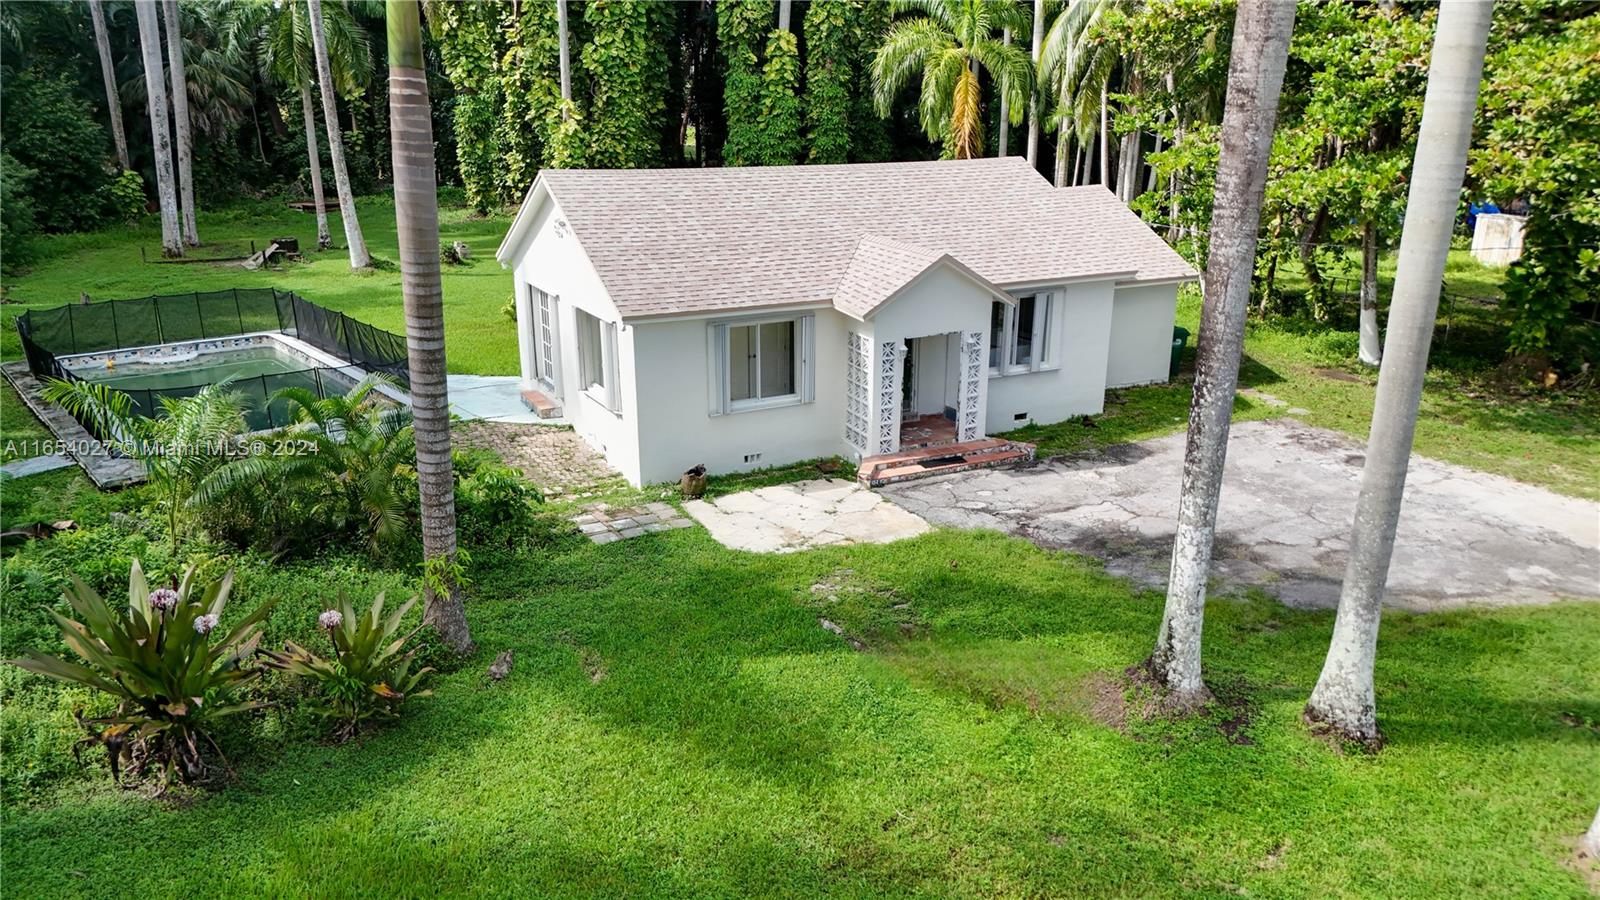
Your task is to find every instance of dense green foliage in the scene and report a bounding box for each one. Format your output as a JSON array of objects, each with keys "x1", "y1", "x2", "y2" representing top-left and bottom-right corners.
[
  {"x1": 429, "y1": 2, "x2": 505, "y2": 214},
  {"x1": 5, "y1": 561, "x2": 276, "y2": 785},
  {"x1": 583, "y1": 1, "x2": 669, "y2": 169},
  {"x1": 757, "y1": 29, "x2": 804, "y2": 165},
  {"x1": 717, "y1": 0, "x2": 775, "y2": 166},
  {"x1": 803, "y1": 1, "x2": 855, "y2": 164}
]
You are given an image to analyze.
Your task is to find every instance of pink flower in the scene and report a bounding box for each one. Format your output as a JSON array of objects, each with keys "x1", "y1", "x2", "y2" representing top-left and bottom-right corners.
[
  {"x1": 318, "y1": 609, "x2": 343, "y2": 630},
  {"x1": 149, "y1": 588, "x2": 180, "y2": 613},
  {"x1": 193, "y1": 614, "x2": 219, "y2": 635}
]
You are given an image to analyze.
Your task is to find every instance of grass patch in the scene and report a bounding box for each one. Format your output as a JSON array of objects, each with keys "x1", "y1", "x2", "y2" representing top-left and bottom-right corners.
[{"x1": 2, "y1": 523, "x2": 1596, "y2": 896}]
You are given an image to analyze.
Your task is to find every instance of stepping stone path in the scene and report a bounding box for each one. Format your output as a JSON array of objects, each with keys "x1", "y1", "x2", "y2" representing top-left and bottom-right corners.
[
  {"x1": 683, "y1": 478, "x2": 930, "y2": 554},
  {"x1": 571, "y1": 501, "x2": 695, "y2": 544}
]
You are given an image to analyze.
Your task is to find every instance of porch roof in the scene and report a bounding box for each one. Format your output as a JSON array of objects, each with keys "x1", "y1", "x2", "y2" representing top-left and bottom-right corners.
[
  {"x1": 500, "y1": 157, "x2": 1197, "y2": 322},
  {"x1": 831, "y1": 235, "x2": 1011, "y2": 321}
]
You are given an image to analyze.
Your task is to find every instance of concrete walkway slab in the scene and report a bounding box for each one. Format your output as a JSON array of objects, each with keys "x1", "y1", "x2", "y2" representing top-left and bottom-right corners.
[
  {"x1": 0, "y1": 453, "x2": 75, "y2": 480},
  {"x1": 448, "y1": 375, "x2": 566, "y2": 425},
  {"x1": 882, "y1": 419, "x2": 1599, "y2": 611},
  {"x1": 685, "y1": 478, "x2": 930, "y2": 553}
]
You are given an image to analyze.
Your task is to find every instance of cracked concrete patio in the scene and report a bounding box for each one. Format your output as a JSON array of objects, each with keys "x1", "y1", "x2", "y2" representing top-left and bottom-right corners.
[{"x1": 882, "y1": 419, "x2": 1599, "y2": 611}]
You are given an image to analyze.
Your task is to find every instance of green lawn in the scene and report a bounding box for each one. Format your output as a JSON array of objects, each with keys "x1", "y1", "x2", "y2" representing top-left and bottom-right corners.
[
  {"x1": 2, "y1": 522, "x2": 1596, "y2": 896},
  {"x1": 0, "y1": 196, "x2": 518, "y2": 375}
]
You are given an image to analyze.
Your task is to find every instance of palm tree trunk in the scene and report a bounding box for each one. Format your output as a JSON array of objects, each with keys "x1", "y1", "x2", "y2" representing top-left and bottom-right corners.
[
  {"x1": 309, "y1": 0, "x2": 371, "y2": 270},
  {"x1": 557, "y1": 0, "x2": 572, "y2": 103},
  {"x1": 1098, "y1": 84, "x2": 1109, "y2": 188},
  {"x1": 1582, "y1": 804, "x2": 1600, "y2": 861},
  {"x1": 1054, "y1": 128, "x2": 1069, "y2": 187},
  {"x1": 1075, "y1": 144, "x2": 1087, "y2": 185},
  {"x1": 1358, "y1": 221, "x2": 1381, "y2": 366},
  {"x1": 777, "y1": 0, "x2": 792, "y2": 32},
  {"x1": 90, "y1": 1, "x2": 131, "y2": 171},
  {"x1": 1026, "y1": 0, "x2": 1044, "y2": 167},
  {"x1": 998, "y1": 28, "x2": 1011, "y2": 157},
  {"x1": 1149, "y1": 0, "x2": 1297, "y2": 705},
  {"x1": 162, "y1": 0, "x2": 199, "y2": 246},
  {"x1": 135, "y1": 0, "x2": 181, "y2": 257},
  {"x1": 1304, "y1": 0, "x2": 1492, "y2": 747},
  {"x1": 1167, "y1": 71, "x2": 1181, "y2": 242},
  {"x1": 301, "y1": 82, "x2": 333, "y2": 249},
  {"x1": 388, "y1": 0, "x2": 473, "y2": 655},
  {"x1": 1147, "y1": 129, "x2": 1163, "y2": 193}
]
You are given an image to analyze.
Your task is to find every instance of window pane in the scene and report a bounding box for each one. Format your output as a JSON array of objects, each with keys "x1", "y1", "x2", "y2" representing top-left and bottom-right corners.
[
  {"x1": 578, "y1": 311, "x2": 604, "y2": 389},
  {"x1": 1013, "y1": 295, "x2": 1036, "y2": 367},
  {"x1": 759, "y1": 321, "x2": 794, "y2": 397},
  {"x1": 989, "y1": 301, "x2": 1005, "y2": 368},
  {"x1": 730, "y1": 325, "x2": 755, "y2": 401}
]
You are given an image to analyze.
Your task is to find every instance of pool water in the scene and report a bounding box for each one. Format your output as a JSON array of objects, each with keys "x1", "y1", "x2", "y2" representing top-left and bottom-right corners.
[{"x1": 74, "y1": 346, "x2": 311, "y2": 391}]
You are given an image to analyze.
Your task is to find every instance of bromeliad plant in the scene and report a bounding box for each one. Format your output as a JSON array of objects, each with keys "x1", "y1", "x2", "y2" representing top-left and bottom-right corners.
[
  {"x1": 4, "y1": 561, "x2": 276, "y2": 788},
  {"x1": 260, "y1": 592, "x2": 433, "y2": 742}
]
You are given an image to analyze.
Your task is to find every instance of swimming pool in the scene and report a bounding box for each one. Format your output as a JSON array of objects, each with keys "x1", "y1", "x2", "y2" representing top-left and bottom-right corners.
[{"x1": 73, "y1": 344, "x2": 318, "y2": 391}]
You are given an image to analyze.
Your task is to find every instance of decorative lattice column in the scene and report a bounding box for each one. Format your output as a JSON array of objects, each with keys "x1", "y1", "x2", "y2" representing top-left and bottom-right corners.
[
  {"x1": 956, "y1": 330, "x2": 985, "y2": 441},
  {"x1": 844, "y1": 332, "x2": 873, "y2": 456},
  {"x1": 875, "y1": 339, "x2": 904, "y2": 455}
]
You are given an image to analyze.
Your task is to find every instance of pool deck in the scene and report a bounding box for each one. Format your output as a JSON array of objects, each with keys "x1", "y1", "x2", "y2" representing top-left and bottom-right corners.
[{"x1": 1, "y1": 361, "x2": 145, "y2": 489}]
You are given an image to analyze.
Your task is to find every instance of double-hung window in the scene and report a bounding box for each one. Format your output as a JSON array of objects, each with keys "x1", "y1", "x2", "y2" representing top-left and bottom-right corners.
[
  {"x1": 709, "y1": 314, "x2": 815, "y2": 415},
  {"x1": 576, "y1": 308, "x2": 620, "y2": 412},
  {"x1": 988, "y1": 293, "x2": 1056, "y2": 375}
]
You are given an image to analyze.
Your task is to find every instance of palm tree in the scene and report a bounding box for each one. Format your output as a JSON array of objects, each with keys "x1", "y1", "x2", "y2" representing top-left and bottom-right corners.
[
  {"x1": 163, "y1": 0, "x2": 200, "y2": 246},
  {"x1": 388, "y1": 0, "x2": 473, "y2": 654},
  {"x1": 1303, "y1": 0, "x2": 1494, "y2": 748},
  {"x1": 135, "y1": 0, "x2": 182, "y2": 257},
  {"x1": 223, "y1": 0, "x2": 372, "y2": 252},
  {"x1": 872, "y1": 0, "x2": 1033, "y2": 160},
  {"x1": 89, "y1": 0, "x2": 131, "y2": 170},
  {"x1": 43, "y1": 379, "x2": 246, "y2": 552},
  {"x1": 1025, "y1": 0, "x2": 1044, "y2": 167},
  {"x1": 307, "y1": 0, "x2": 371, "y2": 270},
  {"x1": 193, "y1": 377, "x2": 416, "y2": 554},
  {"x1": 1147, "y1": 0, "x2": 1297, "y2": 707},
  {"x1": 1040, "y1": 0, "x2": 1113, "y2": 186}
]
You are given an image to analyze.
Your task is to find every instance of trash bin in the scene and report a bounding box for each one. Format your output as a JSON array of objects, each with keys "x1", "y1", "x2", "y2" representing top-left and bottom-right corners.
[{"x1": 1170, "y1": 326, "x2": 1191, "y2": 378}]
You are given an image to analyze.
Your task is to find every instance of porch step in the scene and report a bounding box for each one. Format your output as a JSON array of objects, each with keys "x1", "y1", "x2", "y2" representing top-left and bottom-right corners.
[
  {"x1": 519, "y1": 389, "x2": 562, "y2": 419},
  {"x1": 857, "y1": 438, "x2": 1036, "y2": 487}
]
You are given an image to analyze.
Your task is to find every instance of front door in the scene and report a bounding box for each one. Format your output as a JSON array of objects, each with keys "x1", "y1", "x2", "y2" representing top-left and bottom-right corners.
[{"x1": 532, "y1": 287, "x2": 559, "y2": 395}]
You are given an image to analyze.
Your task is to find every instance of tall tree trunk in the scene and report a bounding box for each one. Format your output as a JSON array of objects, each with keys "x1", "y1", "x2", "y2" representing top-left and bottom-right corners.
[
  {"x1": 998, "y1": 28, "x2": 1011, "y2": 157},
  {"x1": 557, "y1": 0, "x2": 572, "y2": 103},
  {"x1": 1358, "y1": 221, "x2": 1381, "y2": 366},
  {"x1": 301, "y1": 82, "x2": 333, "y2": 249},
  {"x1": 1026, "y1": 0, "x2": 1044, "y2": 167},
  {"x1": 1054, "y1": 128, "x2": 1070, "y2": 187},
  {"x1": 309, "y1": 0, "x2": 371, "y2": 270},
  {"x1": 1075, "y1": 144, "x2": 1087, "y2": 186},
  {"x1": 1147, "y1": 130, "x2": 1163, "y2": 193},
  {"x1": 1167, "y1": 70, "x2": 1181, "y2": 242},
  {"x1": 135, "y1": 0, "x2": 181, "y2": 257},
  {"x1": 388, "y1": 0, "x2": 473, "y2": 655},
  {"x1": 1303, "y1": 0, "x2": 1492, "y2": 746},
  {"x1": 1582, "y1": 804, "x2": 1600, "y2": 861},
  {"x1": 90, "y1": 1, "x2": 131, "y2": 170},
  {"x1": 1098, "y1": 84, "x2": 1109, "y2": 187},
  {"x1": 777, "y1": 0, "x2": 791, "y2": 32},
  {"x1": 1148, "y1": 0, "x2": 1296, "y2": 704},
  {"x1": 162, "y1": 0, "x2": 199, "y2": 246}
]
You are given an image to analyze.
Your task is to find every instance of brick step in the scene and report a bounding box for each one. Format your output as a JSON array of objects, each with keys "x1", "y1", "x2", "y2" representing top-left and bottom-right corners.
[
  {"x1": 857, "y1": 438, "x2": 1035, "y2": 487},
  {"x1": 519, "y1": 389, "x2": 562, "y2": 419}
]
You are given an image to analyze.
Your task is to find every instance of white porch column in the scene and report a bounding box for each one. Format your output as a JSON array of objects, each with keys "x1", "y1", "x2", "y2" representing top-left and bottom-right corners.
[
  {"x1": 875, "y1": 339, "x2": 905, "y2": 455},
  {"x1": 956, "y1": 330, "x2": 985, "y2": 441},
  {"x1": 844, "y1": 331, "x2": 874, "y2": 457}
]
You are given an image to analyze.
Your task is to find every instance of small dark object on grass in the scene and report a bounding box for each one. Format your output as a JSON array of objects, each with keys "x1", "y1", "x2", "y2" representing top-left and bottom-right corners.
[
  {"x1": 681, "y1": 464, "x2": 708, "y2": 499},
  {"x1": 486, "y1": 649, "x2": 514, "y2": 683},
  {"x1": 0, "y1": 519, "x2": 77, "y2": 547}
]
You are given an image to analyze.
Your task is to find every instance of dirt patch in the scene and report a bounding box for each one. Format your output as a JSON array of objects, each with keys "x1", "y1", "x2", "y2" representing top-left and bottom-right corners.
[
  {"x1": 554, "y1": 630, "x2": 608, "y2": 683},
  {"x1": 454, "y1": 421, "x2": 622, "y2": 498},
  {"x1": 1313, "y1": 367, "x2": 1365, "y2": 383},
  {"x1": 1117, "y1": 663, "x2": 1260, "y2": 746},
  {"x1": 805, "y1": 568, "x2": 922, "y2": 649},
  {"x1": 1073, "y1": 670, "x2": 1129, "y2": 731}
]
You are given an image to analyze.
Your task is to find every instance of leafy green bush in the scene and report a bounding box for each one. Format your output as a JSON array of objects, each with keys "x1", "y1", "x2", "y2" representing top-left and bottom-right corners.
[
  {"x1": 4, "y1": 561, "x2": 277, "y2": 788},
  {"x1": 0, "y1": 151, "x2": 40, "y2": 272},
  {"x1": 457, "y1": 460, "x2": 545, "y2": 547},
  {"x1": 99, "y1": 170, "x2": 147, "y2": 225},
  {"x1": 260, "y1": 593, "x2": 432, "y2": 741}
]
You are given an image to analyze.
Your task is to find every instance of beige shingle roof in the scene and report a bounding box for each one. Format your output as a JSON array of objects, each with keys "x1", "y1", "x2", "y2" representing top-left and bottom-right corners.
[{"x1": 528, "y1": 157, "x2": 1195, "y2": 321}]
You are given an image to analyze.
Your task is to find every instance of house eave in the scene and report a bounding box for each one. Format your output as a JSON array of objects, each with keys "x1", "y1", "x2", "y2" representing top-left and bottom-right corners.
[{"x1": 495, "y1": 178, "x2": 553, "y2": 267}]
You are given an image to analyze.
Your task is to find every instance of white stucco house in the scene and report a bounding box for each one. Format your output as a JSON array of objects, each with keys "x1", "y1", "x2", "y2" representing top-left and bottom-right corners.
[{"x1": 495, "y1": 157, "x2": 1196, "y2": 487}]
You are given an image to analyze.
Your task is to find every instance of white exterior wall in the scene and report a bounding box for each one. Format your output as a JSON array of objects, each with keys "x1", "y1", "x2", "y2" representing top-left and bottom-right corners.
[
  {"x1": 630, "y1": 307, "x2": 852, "y2": 486},
  {"x1": 985, "y1": 279, "x2": 1116, "y2": 431},
  {"x1": 511, "y1": 198, "x2": 643, "y2": 484},
  {"x1": 1105, "y1": 282, "x2": 1181, "y2": 388}
]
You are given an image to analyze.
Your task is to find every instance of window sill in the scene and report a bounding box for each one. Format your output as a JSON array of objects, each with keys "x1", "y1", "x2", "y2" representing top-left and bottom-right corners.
[
  {"x1": 988, "y1": 364, "x2": 1061, "y2": 379},
  {"x1": 582, "y1": 386, "x2": 620, "y2": 417},
  {"x1": 723, "y1": 394, "x2": 805, "y2": 415}
]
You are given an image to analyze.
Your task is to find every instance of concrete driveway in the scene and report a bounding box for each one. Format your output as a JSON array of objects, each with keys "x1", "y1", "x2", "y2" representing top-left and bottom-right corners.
[{"x1": 881, "y1": 419, "x2": 1599, "y2": 611}]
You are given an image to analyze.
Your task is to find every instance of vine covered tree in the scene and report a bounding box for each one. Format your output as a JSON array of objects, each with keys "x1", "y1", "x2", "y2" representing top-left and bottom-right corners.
[
  {"x1": 429, "y1": 2, "x2": 504, "y2": 213},
  {"x1": 871, "y1": 0, "x2": 1032, "y2": 160},
  {"x1": 719, "y1": 0, "x2": 775, "y2": 166},
  {"x1": 582, "y1": 0, "x2": 667, "y2": 168},
  {"x1": 803, "y1": 0, "x2": 854, "y2": 163},
  {"x1": 757, "y1": 26, "x2": 803, "y2": 165}
]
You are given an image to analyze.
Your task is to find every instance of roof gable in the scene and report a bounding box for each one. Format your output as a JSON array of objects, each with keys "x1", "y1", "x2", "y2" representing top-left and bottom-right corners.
[{"x1": 832, "y1": 235, "x2": 1009, "y2": 321}]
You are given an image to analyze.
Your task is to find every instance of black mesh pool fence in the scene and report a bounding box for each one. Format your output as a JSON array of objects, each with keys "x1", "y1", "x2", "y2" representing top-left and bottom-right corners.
[{"x1": 16, "y1": 289, "x2": 410, "y2": 440}]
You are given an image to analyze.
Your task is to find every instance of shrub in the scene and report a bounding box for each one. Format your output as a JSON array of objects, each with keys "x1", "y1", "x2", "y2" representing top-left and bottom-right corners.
[
  {"x1": 458, "y1": 461, "x2": 544, "y2": 547},
  {"x1": 3, "y1": 561, "x2": 277, "y2": 788},
  {"x1": 260, "y1": 593, "x2": 432, "y2": 741},
  {"x1": 99, "y1": 170, "x2": 148, "y2": 225}
]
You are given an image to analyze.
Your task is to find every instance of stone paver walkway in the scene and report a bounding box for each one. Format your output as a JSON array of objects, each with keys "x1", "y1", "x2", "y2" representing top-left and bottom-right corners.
[
  {"x1": 0, "y1": 453, "x2": 75, "y2": 480},
  {"x1": 454, "y1": 420, "x2": 621, "y2": 499},
  {"x1": 684, "y1": 478, "x2": 929, "y2": 553},
  {"x1": 573, "y1": 502, "x2": 695, "y2": 544},
  {"x1": 882, "y1": 419, "x2": 1599, "y2": 611}
]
